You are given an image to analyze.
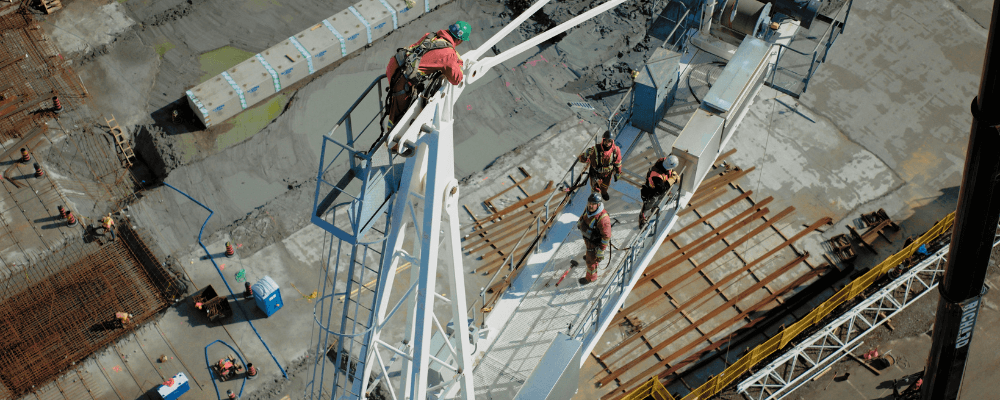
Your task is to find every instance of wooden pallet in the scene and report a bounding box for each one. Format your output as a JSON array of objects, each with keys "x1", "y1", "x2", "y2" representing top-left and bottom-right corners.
[
  {"x1": 40, "y1": 0, "x2": 62, "y2": 14},
  {"x1": 105, "y1": 115, "x2": 135, "y2": 168}
]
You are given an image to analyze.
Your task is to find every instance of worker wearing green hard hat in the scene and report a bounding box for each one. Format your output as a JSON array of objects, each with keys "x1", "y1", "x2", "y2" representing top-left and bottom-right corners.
[{"x1": 448, "y1": 20, "x2": 471, "y2": 42}]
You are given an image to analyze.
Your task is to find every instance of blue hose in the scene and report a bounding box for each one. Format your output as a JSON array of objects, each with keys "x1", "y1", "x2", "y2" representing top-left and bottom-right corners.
[
  {"x1": 163, "y1": 183, "x2": 288, "y2": 379},
  {"x1": 204, "y1": 340, "x2": 247, "y2": 398}
]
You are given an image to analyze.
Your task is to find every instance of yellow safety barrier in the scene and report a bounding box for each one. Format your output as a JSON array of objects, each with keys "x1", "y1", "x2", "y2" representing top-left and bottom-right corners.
[
  {"x1": 623, "y1": 212, "x2": 956, "y2": 400},
  {"x1": 622, "y1": 377, "x2": 675, "y2": 400}
]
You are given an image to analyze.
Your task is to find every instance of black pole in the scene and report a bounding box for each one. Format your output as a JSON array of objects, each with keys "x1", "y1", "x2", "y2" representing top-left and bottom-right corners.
[{"x1": 922, "y1": 1, "x2": 1000, "y2": 399}]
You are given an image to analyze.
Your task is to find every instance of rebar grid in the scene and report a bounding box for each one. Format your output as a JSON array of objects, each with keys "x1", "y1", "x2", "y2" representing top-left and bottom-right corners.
[
  {"x1": 0, "y1": 225, "x2": 171, "y2": 398},
  {"x1": 0, "y1": 10, "x2": 87, "y2": 142}
]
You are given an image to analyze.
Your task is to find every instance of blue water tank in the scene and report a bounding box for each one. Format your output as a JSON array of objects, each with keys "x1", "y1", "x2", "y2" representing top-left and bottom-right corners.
[
  {"x1": 252, "y1": 276, "x2": 283, "y2": 317},
  {"x1": 632, "y1": 47, "x2": 682, "y2": 133}
]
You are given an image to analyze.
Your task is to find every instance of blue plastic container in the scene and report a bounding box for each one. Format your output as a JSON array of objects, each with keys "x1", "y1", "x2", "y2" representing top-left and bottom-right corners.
[{"x1": 252, "y1": 276, "x2": 283, "y2": 317}]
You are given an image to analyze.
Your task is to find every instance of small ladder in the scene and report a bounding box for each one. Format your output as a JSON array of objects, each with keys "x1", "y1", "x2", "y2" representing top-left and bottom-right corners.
[
  {"x1": 105, "y1": 115, "x2": 135, "y2": 168},
  {"x1": 40, "y1": 0, "x2": 62, "y2": 14}
]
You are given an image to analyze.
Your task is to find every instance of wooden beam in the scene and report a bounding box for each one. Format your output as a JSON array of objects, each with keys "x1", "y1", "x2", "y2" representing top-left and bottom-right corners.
[
  {"x1": 660, "y1": 191, "x2": 757, "y2": 245},
  {"x1": 599, "y1": 216, "x2": 832, "y2": 388},
  {"x1": 636, "y1": 206, "x2": 775, "y2": 289},
  {"x1": 603, "y1": 242, "x2": 806, "y2": 365},
  {"x1": 460, "y1": 182, "x2": 553, "y2": 231}
]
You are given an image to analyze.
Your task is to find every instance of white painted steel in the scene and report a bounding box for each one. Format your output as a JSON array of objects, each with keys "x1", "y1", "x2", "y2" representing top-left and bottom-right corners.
[{"x1": 737, "y1": 221, "x2": 1000, "y2": 400}]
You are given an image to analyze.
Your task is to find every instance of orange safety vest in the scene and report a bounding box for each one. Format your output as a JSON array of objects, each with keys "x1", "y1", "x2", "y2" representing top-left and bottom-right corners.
[{"x1": 102, "y1": 216, "x2": 114, "y2": 229}]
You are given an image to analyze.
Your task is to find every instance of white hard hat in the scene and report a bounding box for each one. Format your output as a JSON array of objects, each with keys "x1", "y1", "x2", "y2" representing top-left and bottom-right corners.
[{"x1": 662, "y1": 155, "x2": 679, "y2": 170}]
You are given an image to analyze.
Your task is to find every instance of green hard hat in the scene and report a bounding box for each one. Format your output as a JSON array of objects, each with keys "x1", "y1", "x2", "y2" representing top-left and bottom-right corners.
[{"x1": 449, "y1": 21, "x2": 471, "y2": 42}]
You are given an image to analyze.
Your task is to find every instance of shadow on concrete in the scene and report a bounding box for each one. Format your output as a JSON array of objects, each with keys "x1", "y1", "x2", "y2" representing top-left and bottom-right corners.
[
  {"x1": 33, "y1": 215, "x2": 62, "y2": 224},
  {"x1": 201, "y1": 252, "x2": 230, "y2": 260},
  {"x1": 149, "y1": 97, "x2": 203, "y2": 136},
  {"x1": 135, "y1": 386, "x2": 160, "y2": 400}
]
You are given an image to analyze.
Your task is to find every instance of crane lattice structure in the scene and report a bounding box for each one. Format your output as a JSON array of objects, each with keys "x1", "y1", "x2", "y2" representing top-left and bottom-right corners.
[{"x1": 304, "y1": 0, "x2": 851, "y2": 398}]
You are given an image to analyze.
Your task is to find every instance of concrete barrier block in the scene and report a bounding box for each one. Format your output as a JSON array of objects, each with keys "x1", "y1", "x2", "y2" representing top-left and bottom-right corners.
[
  {"x1": 259, "y1": 39, "x2": 312, "y2": 89},
  {"x1": 227, "y1": 57, "x2": 277, "y2": 105},
  {"x1": 187, "y1": 76, "x2": 242, "y2": 127},
  {"x1": 387, "y1": 0, "x2": 421, "y2": 27},
  {"x1": 294, "y1": 24, "x2": 344, "y2": 71},
  {"x1": 326, "y1": 11, "x2": 367, "y2": 54},
  {"x1": 351, "y1": 0, "x2": 394, "y2": 42},
  {"x1": 425, "y1": 0, "x2": 447, "y2": 13}
]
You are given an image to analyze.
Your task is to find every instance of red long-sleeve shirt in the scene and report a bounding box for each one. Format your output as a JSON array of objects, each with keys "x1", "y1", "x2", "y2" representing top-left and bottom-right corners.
[{"x1": 386, "y1": 30, "x2": 464, "y2": 85}]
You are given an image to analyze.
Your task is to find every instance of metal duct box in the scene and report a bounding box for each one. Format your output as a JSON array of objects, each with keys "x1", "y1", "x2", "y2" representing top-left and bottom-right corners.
[
  {"x1": 227, "y1": 56, "x2": 278, "y2": 106},
  {"x1": 259, "y1": 39, "x2": 312, "y2": 89},
  {"x1": 673, "y1": 109, "x2": 725, "y2": 194},
  {"x1": 701, "y1": 36, "x2": 769, "y2": 113},
  {"x1": 326, "y1": 11, "x2": 367, "y2": 54},
  {"x1": 387, "y1": 0, "x2": 421, "y2": 27},
  {"x1": 351, "y1": 0, "x2": 395, "y2": 42},
  {"x1": 632, "y1": 47, "x2": 682, "y2": 133},
  {"x1": 186, "y1": 75, "x2": 242, "y2": 127},
  {"x1": 293, "y1": 24, "x2": 343, "y2": 72}
]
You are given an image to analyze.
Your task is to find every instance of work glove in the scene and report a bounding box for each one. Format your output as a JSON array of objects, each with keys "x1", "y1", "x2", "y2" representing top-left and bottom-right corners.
[{"x1": 614, "y1": 173, "x2": 620, "y2": 182}]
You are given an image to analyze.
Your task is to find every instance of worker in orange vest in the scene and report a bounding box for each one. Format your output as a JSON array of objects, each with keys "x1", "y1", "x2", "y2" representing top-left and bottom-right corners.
[
  {"x1": 578, "y1": 193, "x2": 612, "y2": 283},
  {"x1": 638, "y1": 155, "x2": 680, "y2": 229},
  {"x1": 577, "y1": 130, "x2": 622, "y2": 201},
  {"x1": 100, "y1": 214, "x2": 116, "y2": 241}
]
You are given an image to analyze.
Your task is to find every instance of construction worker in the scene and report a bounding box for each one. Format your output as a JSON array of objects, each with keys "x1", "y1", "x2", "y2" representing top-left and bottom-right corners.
[
  {"x1": 578, "y1": 193, "x2": 612, "y2": 283},
  {"x1": 577, "y1": 130, "x2": 622, "y2": 201},
  {"x1": 115, "y1": 312, "x2": 132, "y2": 328},
  {"x1": 638, "y1": 155, "x2": 680, "y2": 229},
  {"x1": 383, "y1": 21, "x2": 470, "y2": 131},
  {"x1": 100, "y1": 213, "x2": 115, "y2": 241}
]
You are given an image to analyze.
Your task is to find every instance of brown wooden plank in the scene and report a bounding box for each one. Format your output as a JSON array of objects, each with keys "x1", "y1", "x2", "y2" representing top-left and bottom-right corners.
[
  {"x1": 660, "y1": 191, "x2": 756, "y2": 245},
  {"x1": 602, "y1": 207, "x2": 793, "y2": 363},
  {"x1": 605, "y1": 210, "x2": 796, "y2": 360},
  {"x1": 483, "y1": 174, "x2": 532, "y2": 208},
  {"x1": 637, "y1": 206, "x2": 773, "y2": 289},
  {"x1": 678, "y1": 186, "x2": 727, "y2": 216},
  {"x1": 604, "y1": 252, "x2": 808, "y2": 365},
  {"x1": 605, "y1": 265, "x2": 830, "y2": 400},
  {"x1": 463, "y1": 200, "x2": 547, "y2": 251},
  {"x1": 654, "y1": 196, "x2": 772, "y2": 274},
  {"x1": 694, "y1": 166, "x2": 756, "y2": 197},
  {"x1": 599, "y1": 216, "x2": 830, "y2": 387},
  {"x1": 461, "y1": 182, "x2": 553, "y2": 231}
]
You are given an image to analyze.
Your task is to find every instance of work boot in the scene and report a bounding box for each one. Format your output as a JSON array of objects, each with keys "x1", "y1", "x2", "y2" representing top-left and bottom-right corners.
[
  {"x1": 578, "y1": 277, "x2": 591, "y2": 285},
  {"x1": 602, "y1": 192, "x2": 610, "y2": 201}
]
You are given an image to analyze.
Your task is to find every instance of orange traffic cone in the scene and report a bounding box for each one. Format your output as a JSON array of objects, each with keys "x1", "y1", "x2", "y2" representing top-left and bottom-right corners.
[
  {"x1": 20, "y1": 148, "x2": 30, "y2": 163},
  {"x1": 225, "y1": 242, "x2": 235, "y2": 257},
  {"x1": 53, "y1": 96, "x2": 63, "y2": 113},
  {"x1": 66, "y1": 210, "x2": 77, "y2": 226},
  {"x1": 33, "y1": 163, "x2": 43, "y2": 178}
]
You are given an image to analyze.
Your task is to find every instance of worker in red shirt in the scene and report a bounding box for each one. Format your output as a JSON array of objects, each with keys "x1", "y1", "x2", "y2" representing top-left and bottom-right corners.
[
  {"x1": 638, "y1": 155, "x2": 680, "y2": 229},
  {"x1": 577, "y1": 130, "x2": 622, "y2": 201},
  {"x1": 578, "y1": 193, "x2": 612, "y2": 283},
  {"x1": 383, "y1": 21, "x2": 470, "y2": 131}
]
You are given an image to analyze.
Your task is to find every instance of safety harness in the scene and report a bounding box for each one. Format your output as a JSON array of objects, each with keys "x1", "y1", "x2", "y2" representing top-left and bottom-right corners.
[
  {"x1": 590, "y1": 143, "x2": 621, "y2": 175},
  {"x1": 391, "y1": 33, "x2": 456, "y2": 95},
  {"x1": 580, "y1": 208, "x2": 610, "y2": 243}
]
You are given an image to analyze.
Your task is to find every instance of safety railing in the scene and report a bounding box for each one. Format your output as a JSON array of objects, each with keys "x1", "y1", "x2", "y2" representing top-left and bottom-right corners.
[
  {"x1": 468, "y1": 87, "x2": 636, "y2": 320},
  {"x1": 312, "y1": 74, "x2": 406, "y2": 244},
  {"x1": 766, "y1": 0, "x2": 852, "y2": 97},
  {"x1": 676, "y1": 211, "x2": 957, "y2": 400},
  {"x1": 622, "y1": 377, "x2": 675, "y2": 400},
  {"x1": 571, "y1": 169, "x2": 683, "y2": 343}
]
